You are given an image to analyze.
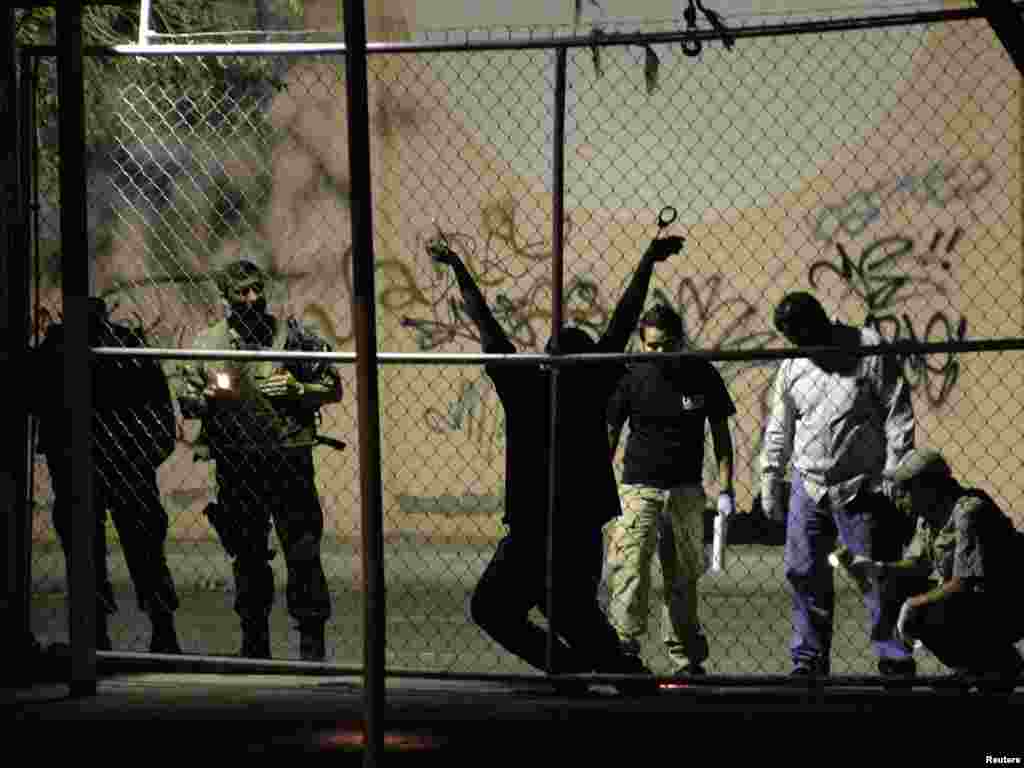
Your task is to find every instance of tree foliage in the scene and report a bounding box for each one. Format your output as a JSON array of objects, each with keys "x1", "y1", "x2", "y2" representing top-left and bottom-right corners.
[{"x1": 15, "y1": 2, "x2": 294, "y2": 299}]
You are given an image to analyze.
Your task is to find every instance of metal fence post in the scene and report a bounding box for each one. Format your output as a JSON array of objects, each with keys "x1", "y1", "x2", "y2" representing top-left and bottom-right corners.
[
  {"x1": 342, "y1": 0, "x2": 385, "y2": 762},
  {"x1": 545, "y1": 45, "x2": 568, "y2": 676},
  {"x1": 2, "y1": 4, "x2": 33, "y2": 669},
  {"x1": 57, "y1": 0, "x2": 96, "y2": 697}
]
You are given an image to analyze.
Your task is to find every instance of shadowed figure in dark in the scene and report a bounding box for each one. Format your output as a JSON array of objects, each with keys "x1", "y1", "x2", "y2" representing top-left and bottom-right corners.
[
  {"x1": 429, "y1": 233, "x2": 683, "y2": 690},
  {"x1": 31, "y1": 298, "x2": 181, "y2": 653}
]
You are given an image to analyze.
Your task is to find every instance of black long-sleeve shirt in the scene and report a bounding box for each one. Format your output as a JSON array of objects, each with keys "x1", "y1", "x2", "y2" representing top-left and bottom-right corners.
[{"x1": 449, "y1": 257, "x2": 658, "y2": 533}]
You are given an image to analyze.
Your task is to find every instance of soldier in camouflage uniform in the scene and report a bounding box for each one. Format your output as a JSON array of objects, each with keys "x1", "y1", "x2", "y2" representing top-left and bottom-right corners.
[
  {"x1": 176, "y1": 260, "x2": 342, "y2": 660},
  {"x1": 837, "y1": 448, "x2": 1024, "y2": 690}
]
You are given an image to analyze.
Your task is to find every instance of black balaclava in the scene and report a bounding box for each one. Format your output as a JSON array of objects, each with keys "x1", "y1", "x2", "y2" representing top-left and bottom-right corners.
[{"x1": 219, "y1": 259, "x2": 272, "y2": 345}]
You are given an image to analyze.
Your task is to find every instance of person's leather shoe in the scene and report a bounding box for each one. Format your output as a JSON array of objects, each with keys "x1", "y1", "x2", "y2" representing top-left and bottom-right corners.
[
  {"x1": 878, "y1": 657, "x2": 916, "y2": 690},
  {"x1": 239, "y1": 620, "x2": 271, "y2": 659},
  {"x1": 299, "y1": 620, "x2": 326, "y2": 662},
  {"x1": 149, "y1": 612, "x2": 182, "y2": 654}
]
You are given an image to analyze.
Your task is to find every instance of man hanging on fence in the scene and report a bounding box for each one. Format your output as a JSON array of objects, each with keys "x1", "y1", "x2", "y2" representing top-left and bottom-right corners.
[
  {"x1": 832, "y1": 448, "x2": 1024, "y2": 692},
  {"x1": 605, "y1": 303, "x2": 737, "y2": 676},
  {"x1": 32, "y1": 297, "x2": 181, "y2": 654},
  {"x1": 428, "y1": 230, "x2": 683, "y2": 693},
  {"x1": 176, "y1": 259, "x2": 342, "y2": 661},
  {"x1": 760, "y1": 291, "x2": 917, "y2": 678}
]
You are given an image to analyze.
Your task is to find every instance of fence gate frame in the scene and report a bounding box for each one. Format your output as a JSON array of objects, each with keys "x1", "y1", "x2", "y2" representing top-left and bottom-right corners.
[{"x1": 7, "y1": 4, "x2": 1024, "y2": 758}]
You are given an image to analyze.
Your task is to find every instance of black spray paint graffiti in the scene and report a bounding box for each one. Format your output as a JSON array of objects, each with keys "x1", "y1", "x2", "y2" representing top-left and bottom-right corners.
[
  {"x1": 401, "y1": 273, "x2": 611, "y2": 352},
  {"x1": 809, "y1": 231, "x2": 967, "y2": 407},
  {"x1": 868, "y1": 311, "x2": 967, "y2": 408},
  {"x1": 808, "y1": 159, "x2": 993, "y2": 243},
  {"x1": 808, "y1": 231, "x2": 960, "y2": 315},
  {"x1": 421, "y1": 269, "x2": 782, "y2": 490},
  {"x1": 423, "y1": 373, "x2": 504, "y2": 464}
]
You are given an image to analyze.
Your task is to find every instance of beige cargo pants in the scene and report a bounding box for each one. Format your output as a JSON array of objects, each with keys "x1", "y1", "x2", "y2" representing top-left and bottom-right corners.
[{"x1": 604, "y1": 483, "x2": 709, "y2": 670}]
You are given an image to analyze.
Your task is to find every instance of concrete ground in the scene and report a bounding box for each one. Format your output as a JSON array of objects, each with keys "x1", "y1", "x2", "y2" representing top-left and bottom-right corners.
[
  {"x1": 15, "y1": 538, "x2": 1023, "y2": 762},
  {"x1": 28, "y1": 540, "x2": 953, "y2": 675},
  {"x1": 10, "y1": 658, "x2": 1024, "y2": 763}
]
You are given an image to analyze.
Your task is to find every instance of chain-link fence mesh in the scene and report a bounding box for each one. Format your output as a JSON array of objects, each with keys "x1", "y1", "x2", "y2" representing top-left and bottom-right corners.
[{"x1": 24, "y1": 11, "x2": 1023, "y2": 677}]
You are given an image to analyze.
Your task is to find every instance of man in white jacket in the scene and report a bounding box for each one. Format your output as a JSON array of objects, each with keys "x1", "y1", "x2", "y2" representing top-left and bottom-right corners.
[{"x1": 760, "y1": 292, "x2": 916, "y2": 678}]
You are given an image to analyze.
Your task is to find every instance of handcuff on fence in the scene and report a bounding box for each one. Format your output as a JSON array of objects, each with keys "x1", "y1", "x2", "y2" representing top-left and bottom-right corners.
[
  {"x1": 681, "y1": 0, "x2": 735, "y2": 58},
  {"x1": 656, "y1": 204, "x2": 678, "y2": 239}
]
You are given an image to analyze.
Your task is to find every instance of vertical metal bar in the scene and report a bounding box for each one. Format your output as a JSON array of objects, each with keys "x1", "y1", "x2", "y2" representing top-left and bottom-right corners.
[
  {"x1": 552, "y1": 47, "x2": 567, "y2": 336},
  {"x1": 974, "y1": 0, "x2": 1024, "y2": 75},
  {"x1": 25, "y1": 53, "x2": 43, "y2": 645},
  {"x1": 57, "y1": 0, "x2": 96, "y2": 697},
  {"x1": 2, "y1": 5, "x2": 33, "y2": 666},
  {"x1": 137, "y1": 0, "x2": 153, "y2": 46},
  {"x1": 545, "y1": 45, "x2": 568, "y2": 675},
  {"x1": 341, "y1": 1, "x2": 385, "y2": 764},
  {"x1": 18, "y1": 48, "x2": 35, "y2": 650},
  {"x1": 28, "y1": 53, "x2": 41, "y2": 345}
]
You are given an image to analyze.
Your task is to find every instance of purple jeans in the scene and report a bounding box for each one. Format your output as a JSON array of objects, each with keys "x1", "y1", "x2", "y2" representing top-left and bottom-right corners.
[{"x1": 785, "y1": 474, "x2": 913, "y2": 673}]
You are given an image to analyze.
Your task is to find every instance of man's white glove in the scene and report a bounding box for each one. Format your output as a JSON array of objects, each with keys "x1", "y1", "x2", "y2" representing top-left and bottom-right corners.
[
  {"x1": 896, "y1": 600, "x2": 918, "y2": 649},
  {"x1": 881, "y1": 478, "x2": 896, "y2": 501},
  {"x1": 717, "y1": 492, "x2": 735, "y2": 518}
]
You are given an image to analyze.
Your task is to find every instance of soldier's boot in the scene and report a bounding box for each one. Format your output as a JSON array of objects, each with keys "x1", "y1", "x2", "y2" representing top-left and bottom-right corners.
[
  {"x1": 298, "y1": 620, "x2": 326, "y2": 662},
  {"x1": 96, "y1": 610, "x2": 112, "y2": 652},
  {"x1": 148, "y1": 611, "x2": 182, "y2": 654},
  {"x1": 239, "y1": 618, "x2": 271, "y2": 659}
]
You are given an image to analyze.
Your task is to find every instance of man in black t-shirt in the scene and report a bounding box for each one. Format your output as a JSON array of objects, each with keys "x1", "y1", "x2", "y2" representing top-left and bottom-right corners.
[
  {"x1": 428, "y1": 234, "x2": 683, "y2": 690},
  {"x1": 606, "y1": 304, "x2": 736, "y2": 675}
]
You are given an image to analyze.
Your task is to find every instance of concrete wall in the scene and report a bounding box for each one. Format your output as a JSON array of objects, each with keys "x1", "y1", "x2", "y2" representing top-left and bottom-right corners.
[{"x1": 29, "y1": 0, "x2": 1024, "y2": 545}]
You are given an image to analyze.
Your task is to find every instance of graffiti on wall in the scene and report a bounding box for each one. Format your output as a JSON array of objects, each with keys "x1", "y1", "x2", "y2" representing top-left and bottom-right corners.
[
  {"x1": 808, "y1": 230, "x2": 968, "y2": 407},
  {"x1": 807, "y1": 158, "x2": 993, "y2": 244}
]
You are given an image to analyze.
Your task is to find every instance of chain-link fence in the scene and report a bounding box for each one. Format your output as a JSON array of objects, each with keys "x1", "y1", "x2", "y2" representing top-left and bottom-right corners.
[{"x1": 23, "y1": 9, "x2": 1023, "y2": 678}]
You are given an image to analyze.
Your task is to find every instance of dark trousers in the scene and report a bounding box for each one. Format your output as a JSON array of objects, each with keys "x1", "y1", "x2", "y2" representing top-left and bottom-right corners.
[
  {"x1": 785, "y1": 475, "x2": 914, "y2": 672},
  {"x1": 470, "y1": 523, "x2": 631, "y2": 674},
  {"x1": 902, "y1": 591, "x2": 1024, "y2": 675},
  {"x1": 47, "y1": 449, "x2": 179, "y2": 617},
  {"x1": 214, "y1": 447, "x2": 330, "y2": 627}
]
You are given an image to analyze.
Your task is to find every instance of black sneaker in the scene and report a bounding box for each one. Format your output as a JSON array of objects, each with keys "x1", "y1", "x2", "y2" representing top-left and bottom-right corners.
[
  {"x1": 608, "y1": 653, "x2": 658, "y2": 696},
  {"x1": 149, "y1": 613, "x2": 182, "y2": 654},
  {"x1": 239, "y1": 628, "x2": 271, "y2": 659},
  {"x1": 299, "y1": 621, "x2": 326, "y2": 662},
  {"x1": 930, "y1": 670, "x2": 972, "y2": 695},
  {"x1": 790, "y1": 661, "x2": 828, "y2": 679},
  {"x1": 878, "y1": 657, "x2": 916, "y2": 690},
  {"x1": 96, "y1": 622, "x2": 112, "y2": 652}
]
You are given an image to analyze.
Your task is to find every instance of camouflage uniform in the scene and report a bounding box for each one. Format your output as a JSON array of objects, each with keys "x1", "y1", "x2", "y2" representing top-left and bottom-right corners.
[
  {"x1": 896, "y1": 490, "x2": 1024, "y2": 676},
  {"x1": 606, "y1": 484, "x2": 707, "y2": 668},
  {"x1": 176, "y1": 315, "x2": 339, "y2": 655}
]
